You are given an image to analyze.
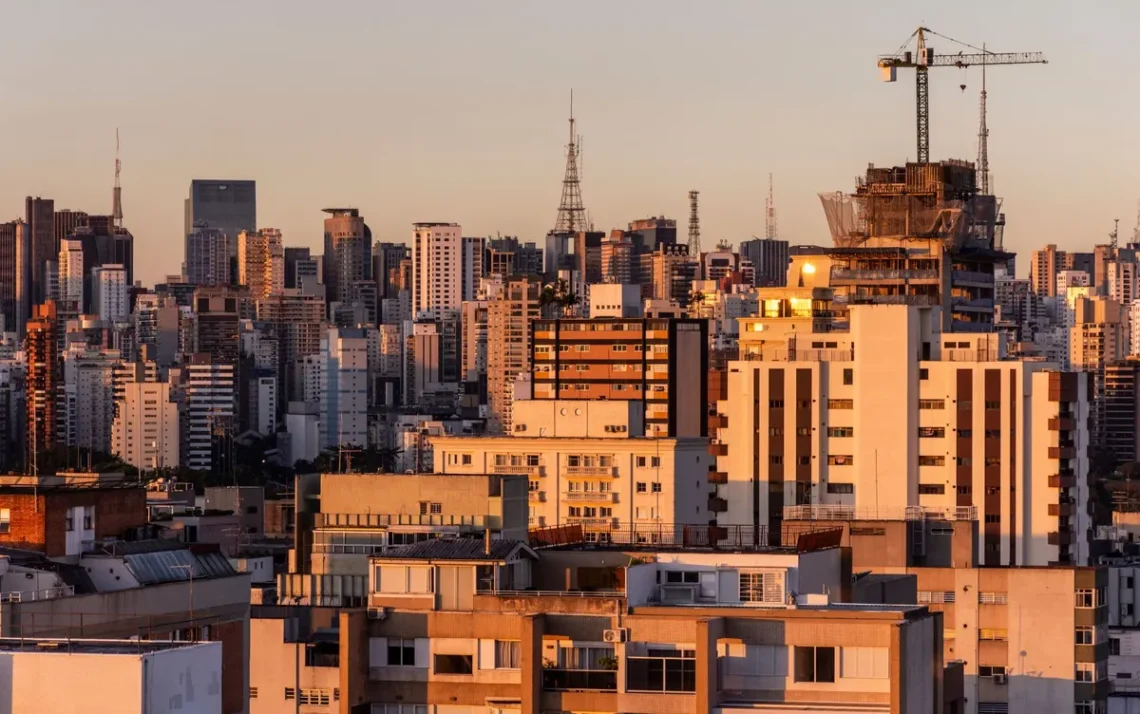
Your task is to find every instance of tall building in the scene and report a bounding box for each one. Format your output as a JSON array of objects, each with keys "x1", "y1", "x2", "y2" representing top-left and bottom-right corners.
[
  {"x1": 174, "y1": 354, "x2": 235, "y2": 472},
  {"x1": 1109, "y1": 259, "x2": 1139, "y2": 307},
  {"x1": 184, "y1": 180, "x2": 256, "y2": 260},
  {"x1": 62, "y1": 347, "x2": 120, "y2": 454},
  {"x1": 0, "y1": 221, "x2": 18, "y2": 333},
  {"x1": 1031, "y1": 244, "x2": 1062, "y2": 297},
  {"x1": 487, "y1": 236, "x2": 543, "y2": 278},
  {"x1": 626, "y1": 216, "x2": 678, "y2": 253},
  {"x1": 134, "y1": 294, "x2": 182, "y2": 368},
  {"x1": 52, "y1": 209, "x2": 88, "y2": 247},
  {"x1": 256, "y1": 293, "x2": 326, "y2": 403},
  {"x1": 56, "y1": 239, "x2": 86, "y2": 316},
  {"x1": 25, "y1": 197, "x2": 55, "y2": 309},
  {"x1": 319, "y1": 327, "x2": 368, "y2": 450},
  {"x1": 486, "y1": 277, "x2": 542, "y2": 433},
  {"x1": 92, "y1": 264, "x2": 128, "y2": 323},
  {"x1": 717, "y1": 299, "x2": 1092, "y2": 566},
  {"x1": 460, "y1": 235, "x2": 485, "y2": 302},
  {"x1": 739, "y1": 236, "x2": 790, "y2": 287},
  {"x1": 185, "y1": 221, "x2": 231, "y2": 286},
  {"x1": 191, "y1": 287, "x2": 243, "y2": 365},
  {"x1": 1071, "y1": 295, "x2": 1127, "y2": 443},
  {"x1": 373, "y1": 241, "x2": 409, "y2": 299},
  {"x1": 25, "y1": 301, "x2": 60, "y2": 469},
  {"x1": 322, "y1": 208, "x2": 370, "y2": 310},
  {"x1": 1104, "y1": 359, "x2": 1140, "y2": 465},
  {"x1": 238, "y1": 228, "x2": 284, "y2": 300},
  {"x1": 531, "y1": 315, "x2": 708, "y2": 438},
  {"x1": 283, "y1": 246, "x2": 311, "y2": 290},
  {"x1": 412, "y1": 222, "x2": 462, "y2": 315},
  {"x1": 600, "y1": 230, "x2": 633, "y2": 285}
]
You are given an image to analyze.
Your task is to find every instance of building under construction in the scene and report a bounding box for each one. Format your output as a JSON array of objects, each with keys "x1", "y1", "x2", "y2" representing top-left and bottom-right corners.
[{"x1": 799, "y1": 158, "x2": 1008, "y2": 331}]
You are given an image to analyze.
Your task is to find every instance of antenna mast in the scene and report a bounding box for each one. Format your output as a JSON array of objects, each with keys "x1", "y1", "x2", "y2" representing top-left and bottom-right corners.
[
  {"x1": 977, "y1": 49, "x2": 990, "y2": 194},
  {"x1": 764, "y1": 173, "x2": 778, "y2": 239},
  {"x1": 687, "y1": 190, "x2": 701, "y2": 257},
  {"x1": 112, "y1": 129, "x2": 124, "y2": 229},
  {"x1": 553, "y1": 90, "x2": 586, "y2": 234},
  {"x1": 1111, "y1": 218, "x2": 1120, "y2": 252},
  {"x1": 1131, "y1": 200, "x2": 1140, "y2": 247}
]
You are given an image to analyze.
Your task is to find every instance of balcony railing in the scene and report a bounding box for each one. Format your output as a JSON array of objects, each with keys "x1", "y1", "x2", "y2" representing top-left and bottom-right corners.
[
  {"x1": 568, "y1": 517, "x2": 618, "y2": 527},
  {"x1": 563, "y1": 492, "x2": 616, "y2": 502},
  {"x1": 318, "y1": 513, "x2": 490, "y2": 528},
  {"x1": 565, "y1": 466, "x2": 616, "y2": 476},
  {"x1": 0, "y1": 585, "x2": 75, "y2": 603},
  {"x1": 492, "y1": 464, "x2": 544, "y2": 476},
  {"x1": 542, "y1": 669, "x2": 617, "y2": 692},
  {"x1": 830, "y1": 268, "x2": 939, "y2": 281},
  {"x1": 784, "y1": 504, "x2": 977, "y2": 521},
  {"x1": 1049, "y1": 474, "x2": 1076, "y2": 489}
]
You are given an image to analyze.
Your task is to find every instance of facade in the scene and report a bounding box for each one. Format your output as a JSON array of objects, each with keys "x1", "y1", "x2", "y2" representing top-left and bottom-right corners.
[
  {"x1": 740, "y1": 236, "x2": 791, "y2": 287},
  {"x1": 256, "y1": 293, "x2": 326, "y2": 402},
  {"x1": 461, "y1": 235, "x2": 486, "y2": 302},
  {"x1": 433, "y1": 399, "x2": 712, "y2": 531},
  {"x1": 318, "y1": 327, "x2": 369, "y2": 450},
  {"x1": 63, "y1": 347, "x2": 120, "y2": 454},
  {"x1": 284, "y1": 245, "x2": 311, "y2": 290},
  {"x1": 174, "y1": 355, "x2": 236, "y2": 472},
  {"x1": 186, "y1": 221, "x2": 232, "y2": 286},
  {"x1": 25, "y1": 301, "x2": 59, "y2": 468},
  {"x1": 1032, "y1": 244, "x2": 1062, "y2": 297},
  {"x1": 412, "y1": 222, "x2": 462, "y2": 316},
  {"x1": 92, "y1": 263, "x2": 128, "y2": 322},
  {"x1": 487, "y1": 277, "x2": 542, "y2": 433},
  {"x1": 0, "y1": 220, "x2": 19, "y2": 333},
  {"x1": 184, "y1": 179, "x2": 256, "y2": 260},
  {"x1": 25, "y1": 196, "x2": 55, "y2": 309},
  {"x1": 111, "y1": 379, "x2": 179, "y2": 470},
  {"x1": 57, "y1": 237, "x2": 85, "y2": 315},
  {"x1": 717, "y1": 302, "x2": 1092, "y2": 567},
  {"x1": 1105, "y1": 360, "x2": 1140, "y2": 464},
  {"x1": 238, "y1": 228, "x2": 285, "y2": 300},
  {"x1": 323, "y1": 208, "x2": 370, "y2": 311},
  {"x1": 530, "y1": 316, "x2": 708, "y2": 438}
]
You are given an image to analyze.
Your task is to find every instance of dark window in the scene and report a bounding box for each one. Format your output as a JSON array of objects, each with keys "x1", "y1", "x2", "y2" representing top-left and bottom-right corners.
[
  {"x1": 919, "y1": 484, "x2": 945, "y2": 495},
  {"x1": 843, "y1": 369, "x2": 853, "y2": 386},
  {"x1": 388, "y1": 639, "x2": 416, "y2": 666},
  {"x1": 794, "y1": 646, "x2": 835, "y2": 683},
  {"x1": 434, "y1": 654, "x2": 473, "y2": 675},
  {"x1": 919, "y1": 368, "x2": 929, "y2": 380},
  {"x1": 827, "y1": 483, "x2": 854, "y2": 495},
  {"x1": 246, "y1": 506, "x2": 259, "y2": 515},
  {"x1": 627, "y1": 650, "x2": 696, "y2": 693},
  {"x1": 1111, "y1": 638, "x2": 1122, "y2": 656}
]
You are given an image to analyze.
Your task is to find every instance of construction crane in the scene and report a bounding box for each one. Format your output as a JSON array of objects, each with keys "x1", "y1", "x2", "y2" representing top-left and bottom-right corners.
[{"x1": 878, "y1": 27, "x2": 1047, "y2": 164}]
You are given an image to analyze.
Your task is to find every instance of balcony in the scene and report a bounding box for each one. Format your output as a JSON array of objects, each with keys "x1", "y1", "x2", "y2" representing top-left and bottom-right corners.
[
  {"x1": 1048, "y1": 474, "x2": 1075, "y2": 489},
  {"x1": 708, "y1": 497, "x2": 728, "y2": 512},
  {"x1": 542, "y1": 669, "x2": 617, "y2": 692},
  {"x1": 952, "y1": 269, "x2": 996, "y2": 286},
  {"x1": 1049, "y1": 447, "x2": 1076, "y2": 460},
  {"x1": 709, "y1": 442, "x2": 728, "y2": 457},
  {"x1": 830, "y1": 268, "x2": 940, "y2": 282},
  {"x1": 708, "y1": 414, "x2": 728, "y2": 430},
  {"x1": 708, "y1": 471, "x2": 728, "y2": 485},
  {"x1": 563, "y1": 491, "x2": 616, "y2": 503},
  {"x1": 565, "y1": 466, "x2": 617, "y2": 477},
  {"x1": 1048, "y1": 531, "x2": 1074, "y2": 546},
  {"x1": 1049, "y1": 502, "x2": 1074, "y2": 517},
  {"x1": 568, "y1": 516, "x2": 618, "y2": 527},
  {"x1": 529, "y1": 491, "x2": 546, "y2": 502},
  {"x1": 492, "y1": 464, "x2": 544, "y2": 476},
  {"x1": 1049, "y1": 417, "x2": 1075, "y2": 431},
  {"x1": 951, "y1": 297, "x2": 995, "y2": 312}
]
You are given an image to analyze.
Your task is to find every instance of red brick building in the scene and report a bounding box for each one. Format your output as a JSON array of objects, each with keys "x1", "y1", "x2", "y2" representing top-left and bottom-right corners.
[{"x1": 0, "y1": 477, "x2": 146, "y2": 557}]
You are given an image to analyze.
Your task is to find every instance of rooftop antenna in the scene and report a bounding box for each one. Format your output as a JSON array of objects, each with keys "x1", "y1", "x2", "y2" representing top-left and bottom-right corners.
[
  {"x1": 1111, "y1": 218, "x2": 1120, "y2": 251},
  {"x1": 976, "y1": 48, "x2": 990, "y2": 195},
  {"x1": 553, "y1": 90, "x2": 587, "y2": 234},
  {"x1": 764, "y1": 173, "x2": 778, "y2": 240},
  {"x1": 1131, "y1": 201, "x2": 1140, "y2": 246},
  {"x1": 687, "y1": 190, "x2": 701, "y2": 257},
  {"x1": 112, "y1": 129, "x2": 123, "y2": 229}
]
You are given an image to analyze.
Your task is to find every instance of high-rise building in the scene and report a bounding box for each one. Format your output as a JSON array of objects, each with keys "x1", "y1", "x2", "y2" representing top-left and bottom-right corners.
[
  {"x1": 185, "y1": 221, "x2": 231, "y2": 286},
  {"x1": 52, "y1": 209, "x2": 88, "y2": 248},
  {"x1": 322, "y1": 208, "x2": 371, "y2": 311},
  {"x1": 1031, "y1": 244, "x2": 1062, "y2": 297},
  {"x1": 191, "y1": 287, "x2": 244, "y2": 365},
  {"x1": 56, "y1": 239, "x2": 86, "y2": 315},
  {"x1": 626, "y1": 216, "x2": 678, "y2": 254},
  {"x1": 460, "y1": 298, "x2": 489, "y2": 404},
  {"x1": 0, "y1": 221, "x2": 18, "y2": 333},
  {"x1": 1105, "y1": 359, "x2": 1140, "y2": 465},
  {"x1": 1071, "y1": 295, "x2": 1127, "y2": 444},
  {"x1": 174, "y1": 354, "x2": 235, "y2": 472},
  {"x1": 318, "y1": 327, "x2": 368, "y2": 450},
  {"x1": 238, "y1": 228, "x2": 284, "y2": 300},
  {"x1": 283, "y1": 246, "x2": 310, "y2": 290},
  {"x1": 460, "y1": 235, "x2": 485, "y2": 302},
  {"x1": 531, "y1": 314, "x2": 708, "y2": 438},
  {"x1": 184, "y1": 180, "x2": 256, "y2": 260},
  {"x1": 111, "y1": 378, "x2": 179, "y2": 470},
  {"x1": 486, "y1": 277, "x2": 542, "y2": 433},
  {"x1": 372, "y1": 241, "x2": 409, "y2": 299},
  {"x1": 716, "y1": 298, "x2": 1091, "y2": 566},
  {"x1": 62, "y1": 347, "x2": 120, "y2": 454},
  {"x1": 92, "y1": 264, "x2": 128, "y2": 323},
  {"x1": 25, "y1": 301, "x2": 60, "y2": 469},
  {"x1": 1109, "y1": 259, "x2": 1139, "y2": 308},
  {"x1": 487, "y1": 236, "x2": 543, "y2": 277},
  {"x1": 412, "y1": 222, "x2": 462, "y2": 315},
  {"x1": 25, "y1": 197, "x2": 55, "y2": 309},
  {"x1": 600, "y1": 230, "x2": 633, "y2": 285},
  {"x1": 256, "y1": 293, "x2": 326, "y2": 404},
  {"x1": 739, "y1": 236, "x2": 790, "y2": 287},
  {"x1": 134, "y1": 294, "x2": 182, "y2": 368}
]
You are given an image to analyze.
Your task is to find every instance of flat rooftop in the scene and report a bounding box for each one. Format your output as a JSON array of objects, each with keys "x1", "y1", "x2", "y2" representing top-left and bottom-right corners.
[
  {"x1": 530, "y1": 523, "x2": 843, "y2": 554},
  {"x1": 0, "y1": 638, "x2": 215, "y2": 655}
]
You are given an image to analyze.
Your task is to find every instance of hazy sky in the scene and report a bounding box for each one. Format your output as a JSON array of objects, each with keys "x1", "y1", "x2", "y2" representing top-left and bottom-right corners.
[{"x1": 2, "y1": 0, "x2": 1137, "y2": 286}]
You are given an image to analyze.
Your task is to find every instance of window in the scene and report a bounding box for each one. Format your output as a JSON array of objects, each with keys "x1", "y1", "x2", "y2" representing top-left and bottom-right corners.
[
  {"x1": 985, "y1": 429, "x2": 1000, "y2": 439},
  {"x1": 1075, "y1": 663, "x2": 1095, "y2": 683},
  {"x1": 919, "y1": 455, "x2": 945, "y2": 466},
  {"x1": 797, "y1": 456, "x2": 810, "y2": 466},
  {"x1": 651, "y1": 483, "x2": 662, "y2": 493},
  {"x1": 1111, "y1": 637, "x2": 1121, "y2": 656},
  {"x1": 388, "y1": 639, "x2": 416, "y2": 666},
  {"x1": 794, "y1": 646, "x2": 835, "y2": 683},
  {"x1": 249, "y1": 687, "x2": 258, "y2": 699},
  {"x1": 827, "y1": 455, "x2": 853, "y2": 466},
  {"x1": 636, "y1": 456, "x2": 647, "y2": 467},
  {"x1": 828, "y1": 427, "x2": 853, "y2": 437},
  {"x1": 435, "y1": 654, "x2": 474, "y2": 675},
  {"x1": 299, "y1": 689, "x2": 331, "y2": 706},
  {"x1": 917, "y1": 591, "x2": 955, "y2": 604},
  {"x1": 769, "y1": 399, "x2": 784, "y2": 408},
  {"x1": 985, "y1": 400, "x2": 1001, "y2": 410},
  {"x1": 959, "y1": 429, "x2": 973, "y2": 438},
  {"x1": 495, "y1": 640, "x2": 521, "y2": 669},
  {"x1": 627, "y1": 648, "x2": 696, "y2": 693},
  {"x1": 1126, "y1": 576, "x2": 1134, "y2": 589},
  {"x1": 770, "y1": 455, "x2": 783, "y2": 465},
  {"x1": 461, "y1": 454, "x2": 472, "y2": 465},
  {"x1": 285, "y1": 688, "x2": 295, "y2": 701},
  {"x1": 919, "y1": 427, "x2": 945, "y2": 438},
  {"x1": 956, "y1": 457, "x2": 973, "y2": 466},
  {"x1": 919, "y1": 368, "x2": 929, "y2": 380},
  {"x1": 843, "y1": 369, "x2": 853, "y2": 386},
  {"x1": 796, "y1": 427, "x2": 810, "y2": 436},
  {"x1": 1075, "y1": 627, "x2": 1094, "y2": 645},
  {"x1": 636, "y1": 482, "x2": 647, "y2": 493},
  {"x1": 739, "y1": 570, "x2": 784, "y2": 603},
  {"x1": 429, "y1": 503, "x2": 442, "y2": 515},
  {"x1": 978, "y1": 665, "x2": 1007, "y2": 677},
  {"x1": 827, "y1": 483, "x2": 854, "y2": 494},
  {"x1": 919, "y1": 399, "x2": 945, "y2": 410},
  {"x1": 769, "y1": 427, "x2": 784, "y2": 436},
  {"x1": 828, "y1": 399, "x2": 854, "y2": 409},
  {"x1": 978, "y1": 628, "x2": 1008, "y2": 641},
  {"x1": 918, "y1": 484, "x2": 945, "y2": 495},
  {"x1": 1076, "y1": 588, "x2": 1104, "y2": 608}
]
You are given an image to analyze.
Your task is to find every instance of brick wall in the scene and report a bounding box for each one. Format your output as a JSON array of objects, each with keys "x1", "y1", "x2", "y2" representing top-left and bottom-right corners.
[
  {"x1": 0, "y1": 487, "x2": 146, "y2": 557},
  {"x1": 0, "y1": 492, "x2": 46, "y2": 551}
]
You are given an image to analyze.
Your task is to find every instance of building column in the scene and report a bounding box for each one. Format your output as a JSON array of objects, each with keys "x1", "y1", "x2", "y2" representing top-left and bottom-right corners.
[
  {"x1": 696, "y1": 617, "x2": 723, "y2": 712},
  {"x1": 521, "y1": 614, "x2": 546, "y2": 714}
]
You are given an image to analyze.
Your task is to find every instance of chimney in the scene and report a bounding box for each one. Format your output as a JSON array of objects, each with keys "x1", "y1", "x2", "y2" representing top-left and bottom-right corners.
[{"x1": 484, "y1": 529, "x2": 492, "y2": 556}]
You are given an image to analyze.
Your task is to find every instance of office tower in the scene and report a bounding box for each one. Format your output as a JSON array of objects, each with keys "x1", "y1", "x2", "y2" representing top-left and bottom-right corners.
[
  {"x1": 372, "y1": 241, "x2": 409, "y2": 300},
  {"x1": 92, "y1": 264, "x2": 128, "y2": 323},
  {"x1": 318, "y1": 327, "x2": 368, "y2": 450},
  {"x1": 717, "y1": 298, "x2": 1090, "y2": 566},
  {"x1": 531, "y1": 314, "x2": 708, "y2": 438},
  {"x1": 322, "y1": 208, "x2": 371, "y2": 310},
  {"x1": 573, "y1": 231, "x2": 605, "y2": 286},
  {"x1": 460, "y1": 298, "x2": 489, "y2": 405},
  {"x1": 294, "y1": 258, "x2": 322, "y2": 296},
  {"x1": 57, "y1": 239, "x2": 85, "y2": 315},
  {"x1": 412, "y1": 222, "x2": 462, "y2": 315},
  {"x1": 626, "y1": 216, "x2": 678, "y2": 253},
  {"x1": 185, "y1": 221, "x2": 232, "y2": 286},
  {"x1": 348, "y1": 280, "x2": 378, "y2": 326},
  {"x1": 111, "y1": 379, "x2": 178, "y2": 470},
  {"x1": 25, "y1": 301, "x2": 60, "y2": 468},
  {"x1": 191, "y1": 287, "x2": 243, "y2": 365},
  {"x1": 53, "y1": 209, "x2": 88, "y2": 248},
  {"x1": 283, "y1": 247, "x2": 311, "y2": 290},
  {"x1": 487, "y1": 236, "x2": 543, "y2": 277},
  {"x1": 184, "y1": 180, "x2": 256, "y2": 260},
  {"x1": 1031, "y1": 244, "x2": 1062, "y2": 297},
  {"x1": 238, "y1": 228, "x2": 284, "y2": 300},
  {"x1": 646, "y1": 244, "x2": 698, "y2": 304},
  {"x1": 25, "y1": 197, "x2": 55, "y2": 309},
  {"x1": 739, "y1": 237, "x2": 790, "y2": 287},
  {"x1": 600, "y1": 230, "x2": 633, "y2": 285},
  {"x1": 0, "y1": 221, "x2": 19, "y2": 333},
  {"x1": 403, "y1": 320, "x2": 443, "y2": 407},
  {"x1": 256, "y1": 293, "x2": 326, "y2": 403},
  {"x1": 134, "y1": 294, "x2": 181, "y2": 367},
  {"x1": 174, "y1": 354, "x2": 235, "y2": 472},
  {"x1": 1105, "y1": 359, "x2": 1140, "y2": 465},
  {"x1": 487, "y1": 277, "x2": 542, "y2": 433},
  {"x1": 460, "y1": 235, "x2": 485, "y2": 302}
]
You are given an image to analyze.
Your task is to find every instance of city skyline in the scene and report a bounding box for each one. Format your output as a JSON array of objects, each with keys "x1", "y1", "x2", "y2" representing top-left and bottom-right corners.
[{"x1": 4, "y1": 1, "x2": 1139, "y2": 287}]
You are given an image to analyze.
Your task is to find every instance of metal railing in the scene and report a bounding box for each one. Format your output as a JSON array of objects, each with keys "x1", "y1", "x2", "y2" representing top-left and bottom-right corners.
[
  {"x1": 565, "y1": 466, "x2": 616, "y2": 476},
  {"x1": 0, "y1": 586, "x2": 75, "y2": 604},
  {"x1": 318, "y1": 513, "x2": 490, "y2": 528},
  {"x1": 783, "y1": 505, "x2": 977, "y2": 522},
  {"x1": 831, "y1": 268, "x2": 939, "y2": 281},
  {"x1": 527, "y1": 522, "x2": 843, "y2": 552},
  {"x1": 952, "y1": 270, "x2": 995, "y2": 285},
  {"x1": 542, "y1": 669, "x2": 617, "y2": 692},
  {"x1": 563, "y1": 492, "x2": 615, "y2": 502},
  {"x1": 489, "y1": 589, "x2": 622, "y2": 599},
  {"x1": 491, "y1": 464, "x2": 544, "y2": 475},
  {"x1": 742, "y1": 348, "x2": 854, "y2": 363}
]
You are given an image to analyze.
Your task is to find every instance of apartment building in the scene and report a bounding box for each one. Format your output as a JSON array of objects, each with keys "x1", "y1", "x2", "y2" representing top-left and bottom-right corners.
[
  {"x1": 111, "y1": 379, "x2": 179, "y2": 470},
  {"x1": 716, "y1": 300, "x2": 1092, "y2": 567},
  {"x1": 172, "y1": 354, "x2": 236, "y2": 472},
  {"x1": 530, "y1": 315, "x2": 707, "y2": 438},
  {"x1": 412, "y1": 222, "x2": 462, "y2": 315},
  {"x1": 92, "y1": 263, "x2": 129, "y2": 322},
  {"x1": 238, "y1": 228, "x2": 285, "y2": 300},
  {"x1": 318, "y1": 327, "x2": 369, "y2": 450},
  {"x1": 322, "y1": 208, "x2": 370, "y2": 310},
  {"x1": 322, "y1": 528, "x2": 949, "y2": 714},
  {"x1": 432, "y1": 399, "x2": 712, "y2": 531},
  {"x1": 487, "y1": 277, "x2": 542, "y2": 433},
  {"x1": 1031, "y1": 244, "x2": 1062, "y2": 297},
  {"x1": 277, "y1": 471, "x2": 528, "y2": 607}
]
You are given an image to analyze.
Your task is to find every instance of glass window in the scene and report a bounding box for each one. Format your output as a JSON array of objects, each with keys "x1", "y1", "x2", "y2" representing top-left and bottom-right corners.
[
  {"x1": 794, "y1": 646, "x2": 835, "y2": 683},
  {"x1": 495, "y1": 640, "x2": 521, "y2": 669}
]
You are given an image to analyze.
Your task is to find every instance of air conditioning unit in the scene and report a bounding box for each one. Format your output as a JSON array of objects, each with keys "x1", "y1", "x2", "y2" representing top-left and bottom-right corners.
[
  {"x1": 993, "y1": 673, "x2": 1007, "y2": 685},
  {"x1": 658, "y1": 584, "x2": 698, "y2": 604},
  {"x1": 602, "y1": 628, "x2": 628, "y2": 643},
  {"x1": 367, "y1": 607, "x2": 388, "y2": 621}
]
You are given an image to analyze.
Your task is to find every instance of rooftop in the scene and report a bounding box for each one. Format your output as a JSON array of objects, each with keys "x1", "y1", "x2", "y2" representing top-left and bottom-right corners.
[
  {"x1": 529, "y1": 524, "x2": 844, "y2": 554},
  {"x1": 376, "y1": 538, "x2": 535, "y2": 562},
  {"x1": 0, "y1": 638, "x2": 217, "y2": 656}
]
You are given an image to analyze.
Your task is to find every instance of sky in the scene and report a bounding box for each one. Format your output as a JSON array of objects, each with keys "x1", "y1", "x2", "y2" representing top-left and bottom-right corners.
[{"x1": 1, "y1": 0, "x2": 1138, "y2": 287}]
